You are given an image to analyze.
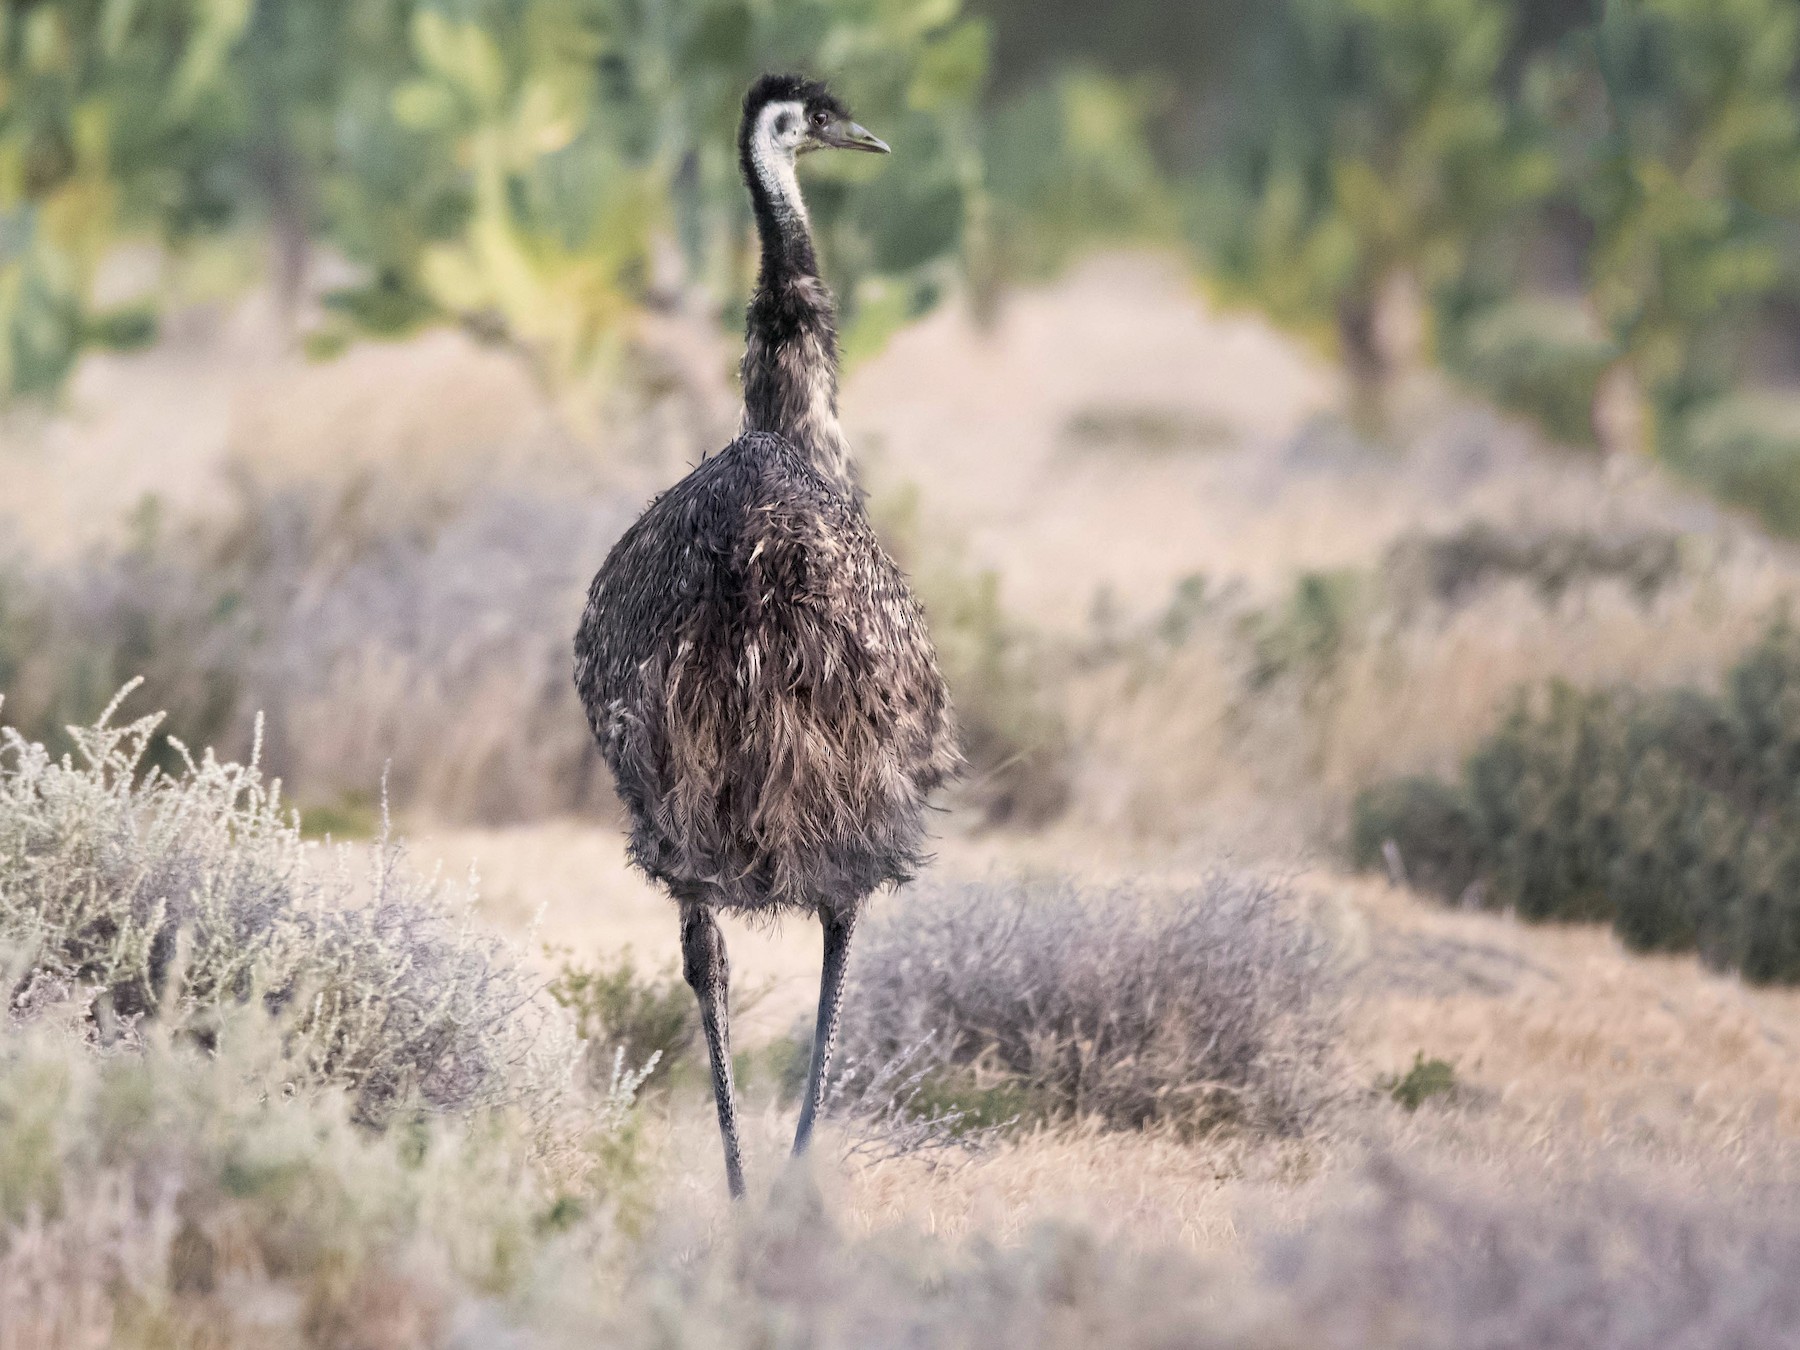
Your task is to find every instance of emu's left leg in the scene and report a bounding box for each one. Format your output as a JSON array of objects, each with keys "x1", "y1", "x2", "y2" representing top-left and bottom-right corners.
[{"x1": 792, "y1": 907, "x2": 858, "y2": 1155}]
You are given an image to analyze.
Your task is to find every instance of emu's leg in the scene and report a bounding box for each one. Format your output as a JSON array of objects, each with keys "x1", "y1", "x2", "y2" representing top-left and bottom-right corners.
[
  {"x1": 681, "y1": 904, "x2": 745, "y2": 1199},
  {"x1": 793, "y1": 907, "x2": 858, "y2": 1156}
]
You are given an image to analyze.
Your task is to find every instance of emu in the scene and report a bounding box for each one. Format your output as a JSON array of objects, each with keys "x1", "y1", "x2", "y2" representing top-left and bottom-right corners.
[{"x1": 574, "y1": 74, "x2": 960, "y2": 1198}]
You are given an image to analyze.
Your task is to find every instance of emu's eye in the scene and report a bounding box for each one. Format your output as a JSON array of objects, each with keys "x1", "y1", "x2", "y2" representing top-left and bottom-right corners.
[{"x1": 810, "y1": 110, "x2": 829, "y2": 130}]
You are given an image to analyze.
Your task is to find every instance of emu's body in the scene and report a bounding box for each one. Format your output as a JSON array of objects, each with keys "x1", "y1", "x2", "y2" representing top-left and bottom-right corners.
[{"x1": 574, "y1": 75, "x2": 958, "y2": 1196}]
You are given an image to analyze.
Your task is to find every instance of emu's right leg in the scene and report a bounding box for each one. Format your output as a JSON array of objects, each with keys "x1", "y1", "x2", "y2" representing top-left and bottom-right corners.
[{"x1": 681, "y1": 904, "x2": 745, "y2": 1198}]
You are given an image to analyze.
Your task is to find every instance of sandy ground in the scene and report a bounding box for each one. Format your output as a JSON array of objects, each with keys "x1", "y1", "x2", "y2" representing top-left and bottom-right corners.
[
  {"x1": 9, "y1": 248, "x2": 1800, "y2": 1260},
  {"x1": 414, "y1": 814, "x2": 1800, "y2": 1254},
  {"x1": 845, "y1": 253, "x2": 1745, "y2": 634}
]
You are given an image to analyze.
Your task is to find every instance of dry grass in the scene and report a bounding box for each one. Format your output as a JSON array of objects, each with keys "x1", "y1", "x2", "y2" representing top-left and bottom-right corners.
[
  {"x1": 0, "y1": 745, "x2": 1797, "y2": 1345},
  {"x1": 427, "y1": 819, "x2": 1800, "y2": 1266},
  {"x1": 1341, "y1": 872, "x2": 1800, "y2": 1146},
  {"x1": 1068, "y1": 522, "x2": 1796, "y2": 851}
]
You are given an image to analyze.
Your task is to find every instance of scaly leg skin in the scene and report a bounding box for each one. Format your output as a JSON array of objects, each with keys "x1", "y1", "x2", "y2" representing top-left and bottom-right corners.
[
  {"x1": 681, "y1": 904, "x2": 746, "y2": 1199},
  {"x1": 793, "y1": 907, "x2": 858, "y2": 1156}
]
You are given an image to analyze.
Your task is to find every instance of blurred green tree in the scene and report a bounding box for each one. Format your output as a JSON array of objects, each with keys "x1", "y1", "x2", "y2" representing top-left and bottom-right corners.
[
  {"x1": 1586, "y1": 0, "x2": 1800, "y2": 421},
  {"x1": 0, "y1": 0, "x2": 253, "y2": 396},
  {"x1": 0, "y1": 0, "x2": 990, "y2": 403},
  {"x1": 1554, "y1": 0, "x2": 1800, "y2": 488},
  {"x1": 975, "y1": 69, "x2": 1174, "y2": 303},
  {"x1": 1191, "y1": 0, "x2": 1555, "y2": 420}
]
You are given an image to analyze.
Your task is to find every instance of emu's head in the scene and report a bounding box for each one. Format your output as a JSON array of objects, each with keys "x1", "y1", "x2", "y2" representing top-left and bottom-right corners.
[{"x1": 740, "y1": 74, "x2": 890, "y2": 168}]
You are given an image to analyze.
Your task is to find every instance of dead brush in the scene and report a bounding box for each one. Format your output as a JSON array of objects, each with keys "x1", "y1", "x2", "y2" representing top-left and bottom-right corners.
[
  {"x1": 0, "y1": 472, "x2": 638, "y2": 825},
  {"x1": 836, "y1": 873, "x2": 1346, "y2": 1136}
]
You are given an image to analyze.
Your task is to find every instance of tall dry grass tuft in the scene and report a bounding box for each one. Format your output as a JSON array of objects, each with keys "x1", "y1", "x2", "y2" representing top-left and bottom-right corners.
[{"x1": 838, "y1": 874, "x2": 1345, "y2": 1135}]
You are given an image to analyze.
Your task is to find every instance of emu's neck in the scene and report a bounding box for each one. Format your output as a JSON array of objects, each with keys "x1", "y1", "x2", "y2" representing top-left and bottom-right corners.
[{"x1": 739, "y1": 117, "x2": 856, "y2": 495}]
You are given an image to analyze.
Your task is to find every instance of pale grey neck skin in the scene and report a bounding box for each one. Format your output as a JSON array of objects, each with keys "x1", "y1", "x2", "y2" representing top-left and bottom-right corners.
[
  {"x1": 739, "y1": 99, "x2": 857, "y2": 496},
  {"x1": 747, "y1": 100, "x2": 811, "y2": 236}
]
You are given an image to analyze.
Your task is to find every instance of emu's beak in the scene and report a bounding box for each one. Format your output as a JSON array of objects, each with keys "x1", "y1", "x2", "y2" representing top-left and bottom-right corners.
[{"x1": 830, "y1": 120, "x2": 890, "y2": 154}]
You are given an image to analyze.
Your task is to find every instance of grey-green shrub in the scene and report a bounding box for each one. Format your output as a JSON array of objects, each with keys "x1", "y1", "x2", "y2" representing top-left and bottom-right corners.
[
  {"x1": 1352, "y1": 621, "x2": 1800, "y2": 982},
  {"x1": 837, "y1": 874, "x2": 1344, "y2": 1135},
  {"x1": 0, "y1": 688, "x2": 569, "y2": 1115},
  {"x1": 1664, "y1": 385, "x2": 1800, "y2": 540},
  {"x1": 0, "y1": 1000, "x2": 646, "y2": 1348},
  {"x1": 1442, "y1": 297, "x2": 1617, "y2": 447},
  {"x1": 1350, "y1": 776, "x2": 1479, "y2": 898}
]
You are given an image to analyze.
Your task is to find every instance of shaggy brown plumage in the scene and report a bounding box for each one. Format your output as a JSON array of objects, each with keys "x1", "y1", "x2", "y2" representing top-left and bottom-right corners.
[
  {"x1": 576, "y1": 431, "x2": 957, "y2": 912},
  {"x1": 573, "y1": 75, "x2": 958, "y2": 1197}
]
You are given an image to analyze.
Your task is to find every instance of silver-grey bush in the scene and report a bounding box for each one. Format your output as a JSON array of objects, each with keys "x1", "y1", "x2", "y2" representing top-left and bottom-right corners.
[
  {"x1": 0, "y1": 689, "x2": 567, "y2": 1116},
  {"x1": 836, "y1": 873, "x2": 1344, "y2": 1133}
]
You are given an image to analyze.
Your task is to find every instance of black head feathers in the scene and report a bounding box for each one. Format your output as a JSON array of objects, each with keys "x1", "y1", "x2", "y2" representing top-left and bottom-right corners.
[{"x1": 742, "y1": 73, "x2": 850, "y2": 126}]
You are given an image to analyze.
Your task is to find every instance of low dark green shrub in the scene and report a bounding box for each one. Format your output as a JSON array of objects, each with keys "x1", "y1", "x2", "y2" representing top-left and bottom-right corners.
[
  {"x1": 1382, "y1": 1053, "x2": 1458, "y2": 1111},
  {"x1": 1667, "y1": 394, "x2": 1800, "y2": 539},
  {"x1": 1351, "y1": 622, "x2": 1800, "y2": 983},
  {"x1": 1383, "y1": 522, "x2": 1682, "y2": 611},
  {"x1": 1464, "y1": 683, "x2": 1625, "y2": 924},
  {"x1": 1351, "y1": 776, "x2": 1479, "y2": 898}
]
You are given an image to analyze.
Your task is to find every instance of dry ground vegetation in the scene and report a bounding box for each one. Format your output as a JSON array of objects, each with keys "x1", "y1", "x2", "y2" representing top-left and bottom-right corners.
[{"x1": 2, "y1": 254, "x2": 1800, "y2": 1343}]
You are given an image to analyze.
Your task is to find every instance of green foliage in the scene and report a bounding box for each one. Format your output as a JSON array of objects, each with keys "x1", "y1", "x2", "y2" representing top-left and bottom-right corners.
[
  {"x1": 296, "y1": 789, "x2": 379, "y2": 840},
  {"x1": 0, "y1": 0, "x2": 990, "y2": 401},
  {"x1": 1440, "y1": 296, "x2": 1618, "y2": 445},
  {"x1": 547, "y1": 947, "x2": 695, "y2": 1089},
  {"x1": 1193, "y1": 0, "x2": 1553, "y2": 375},
  {"x1": 1352, "y1": 620, "x2": 1800, "y2": 983},
  {"x1": 978, "y1": 69, "x2": 1173, "y2": 290},
  {"x1": 1382, "y1": 1052, "x2": 1458, "y2": 1110},
  {"x1": 901, "y1": 1071, "x2": 1049, "y2": 1134},
  {"x1": 1244, "y1": 568, "x2": 1365, "y2": 692},
  {"x1": 1351, "y1": 775, "x2": 1480, "y2": 897},
  {"x1": 1664, "y1": 391, "x2": 1800, "y2": 536},
  {"x1": 1580, "y1": 0, "x2": 1800, "y2": 423},
  {"x1": 1184, "y1": 0, "x2": 1800, "y2": 517}
]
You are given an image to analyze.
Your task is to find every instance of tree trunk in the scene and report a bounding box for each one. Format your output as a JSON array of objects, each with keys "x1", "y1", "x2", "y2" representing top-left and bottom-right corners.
[{"x1": 1338, "y1": 272, "x2": 1424, "y2": 435}]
